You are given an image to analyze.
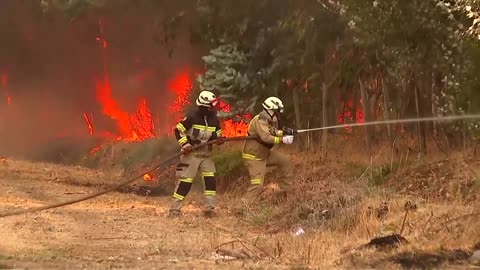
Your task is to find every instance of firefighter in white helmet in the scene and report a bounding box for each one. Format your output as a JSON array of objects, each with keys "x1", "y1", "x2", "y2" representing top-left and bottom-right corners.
[
  {"x1": 169, "y1": 90, "x2": 225, "y2": 218},
  {"x1": 242, "y1": 96, "x2": 295, "y2": 202}
]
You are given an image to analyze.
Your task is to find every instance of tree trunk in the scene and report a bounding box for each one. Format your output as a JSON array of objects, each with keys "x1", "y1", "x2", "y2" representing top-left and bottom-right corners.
[
  {"x1": 421, "y1": 80, "x2": 428, "y2": 155},
  {"x1": 359, "y1": 79, "x2": 372, "y2": 156},
  {"x1": 326, "y1": 87, "x2": 338, "y2": 136},
  {"x1": 382, "y1": 78, "x2": 392, "y2": 138},
  {"x1": 466, "y1": 86, "x2": 473, "y2": 151},
  {"x1": 293, "y1": 86, "x2": 303, "y2": 149},
  {"x1": 414, "y1": 83, "x2": 427, "y2": 155},
  {"x1": 322, "y1": 82, "x2": 328, "y2": 158},
  {"x1": 431, "y1": 71, "x2": 437, "y2": 138},
  {"x1": 352, "y1": 88, "x2": 359, "y2": 123},
  {"x1": 293, "y1": 87, "x2": 302, "y2": 130}
]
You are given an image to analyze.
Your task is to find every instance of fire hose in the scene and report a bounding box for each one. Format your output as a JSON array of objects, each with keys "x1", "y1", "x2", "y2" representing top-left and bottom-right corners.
[{"x1": 0, "y1": 135, "x2": 258, "y2": 218}]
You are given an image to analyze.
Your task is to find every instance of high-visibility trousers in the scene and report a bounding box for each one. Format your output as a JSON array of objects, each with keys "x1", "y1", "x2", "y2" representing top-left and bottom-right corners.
[
  {"x1": 170, "y1": 153, "x2": 216, "y2": 211},
  {"x1": 242, "y1": 150, "x2": 293, "y2": 199}
]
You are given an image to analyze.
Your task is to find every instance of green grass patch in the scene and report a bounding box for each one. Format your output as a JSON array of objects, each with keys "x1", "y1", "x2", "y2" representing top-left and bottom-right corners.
[
  {"x1": 345, "y1": 162, "x2": 368, "y2": 179},
  {"x1": 369, "y1": 162, "x2": 401, "y2": 186},
  {"x1": 344, "y1": 161, "x2": 402, "y2": 186},
  {"x1": 233, "y1": 201, "x2": 274, "y2": 226},
  {"x1": 474, "y1": 177, "x2": 480, "y2": 189},
  {"x1": 211, "y1": 150, "x2": 246, "y2": 177}
]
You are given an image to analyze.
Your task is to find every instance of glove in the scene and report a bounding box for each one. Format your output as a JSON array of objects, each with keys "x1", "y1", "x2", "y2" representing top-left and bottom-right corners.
[
  {"x1": 282, "y1": 135, "x2": 294, "y2": 145},
  {"x1": 282, "y1": 127, "x2": 297, "y2": 136},
  {"x1": 216, "y1": 136, "x2": 226, "y2": 145},
  {"x1": 181, "y1": 143, "x2": 193, "y2": 154}
]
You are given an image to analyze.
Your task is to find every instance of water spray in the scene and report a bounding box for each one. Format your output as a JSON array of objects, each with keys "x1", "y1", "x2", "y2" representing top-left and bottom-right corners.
[{"x1": 295, "y1": 114, "x2": 480, "y2": 134}]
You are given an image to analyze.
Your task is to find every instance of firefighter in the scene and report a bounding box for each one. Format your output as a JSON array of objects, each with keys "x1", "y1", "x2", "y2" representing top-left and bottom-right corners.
[
  {"x1": 169, "y1": 90, "x2": 225, "y2": 218},
  {"x1": 242, "y1": 96, "x2": 295, "y2": 203}
]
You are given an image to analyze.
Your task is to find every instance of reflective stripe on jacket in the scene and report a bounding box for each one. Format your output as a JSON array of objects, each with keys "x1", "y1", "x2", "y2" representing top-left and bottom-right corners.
[
  {"x1": 174, "y1": 109, "x2": 221, "y2": 155},
  {"x1": 242, "y1": 110, "x2": 283, "y2": 160}
]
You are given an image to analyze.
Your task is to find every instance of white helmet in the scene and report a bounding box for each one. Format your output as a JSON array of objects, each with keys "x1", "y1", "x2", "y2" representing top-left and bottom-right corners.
[
  {"x1": 262, "y1": 96, "x2": 284, "y2": 113},
  {"x1": 196, "y1": 90, "x2": 218, "y2": 108}
]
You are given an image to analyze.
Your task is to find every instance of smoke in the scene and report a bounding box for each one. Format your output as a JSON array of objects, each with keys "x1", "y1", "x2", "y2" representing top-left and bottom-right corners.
[{"x1": 0, "y1": 1, "x2": 206, "y2": 159}]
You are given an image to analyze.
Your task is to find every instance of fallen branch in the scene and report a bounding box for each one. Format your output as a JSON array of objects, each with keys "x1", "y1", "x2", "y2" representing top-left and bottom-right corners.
[
  {"x1": 214, "y1": 240, "x2": 257, "y2": 259},
  {"x1": 207, "y1": 221, "x2": 273, "y2": 259},
  {"x1": 399, "y1": 209, "x2": 409, "y2": 235},
  {"x1": 216, "y1": 248, "x2": 251, "y2": 260}
]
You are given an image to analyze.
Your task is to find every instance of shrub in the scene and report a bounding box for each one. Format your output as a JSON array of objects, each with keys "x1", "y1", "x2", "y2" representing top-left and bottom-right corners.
[
  {"x1": 30, "y1": 137, "x2": 97, "y2": 165},
  {"x1": 211, "y1": 149, "x2": 249, "y2": 193}
]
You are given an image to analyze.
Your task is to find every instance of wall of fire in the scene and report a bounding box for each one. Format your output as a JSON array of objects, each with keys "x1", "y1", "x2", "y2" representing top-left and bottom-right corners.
[{"x1": 0, "y1": 1, "x2": 248, "y2": 157}]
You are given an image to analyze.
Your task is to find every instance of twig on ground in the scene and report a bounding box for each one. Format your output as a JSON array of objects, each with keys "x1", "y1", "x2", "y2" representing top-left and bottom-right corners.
[
  {"x1": 348, "y1": 228, "x2": 359, "y2": 242},
  {"x1": 237, "y1": 241, "x2": 257, "y2": 258},
  {"x1": 357, "y1": 167, "x2": 370, "y2": 181},
  {"x1": 400, "y1": 209, "x2": 409, "y2": 235},
  {"x1": 214, "y1": 239, "x2": 272, "y2": 259},
  {"x1": 364, "y1": 223, "x2": 372, "y2": 239},
  {"x1": 216, "y1": 248, "x2": 251, "y2": 259},
  {"x1": 206, "y1": 220, "x2": 235, "y2": 235},
  {"x1": 422, "y1": 210, "x2": 434, "y2": 235},
  {"x1": 207, "y1": 221, "x2": 273, "y2": 259},
  {"x1": 253, "y1": 234, "x2": 261, "y2": 246},
  {"x1": 215, "y1": 240, "x2": 243, "y2": 250}
]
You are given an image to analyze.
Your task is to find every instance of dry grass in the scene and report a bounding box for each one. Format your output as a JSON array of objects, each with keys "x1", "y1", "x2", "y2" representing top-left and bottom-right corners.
[
  {"x1": 225, "y1": 148, "x2": 480, "y2": 268},
  {"x1": 0, "y1": 159, "x2": 115, "y2": 186},
  {"x1": 0, "y1": 142, "x2": 479, "y2": 269}
]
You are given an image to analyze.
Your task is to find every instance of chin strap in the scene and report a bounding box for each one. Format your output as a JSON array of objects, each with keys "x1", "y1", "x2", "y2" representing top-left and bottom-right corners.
[{"x1": 264, "y1": 108, "x2": 275, "y2": 119}]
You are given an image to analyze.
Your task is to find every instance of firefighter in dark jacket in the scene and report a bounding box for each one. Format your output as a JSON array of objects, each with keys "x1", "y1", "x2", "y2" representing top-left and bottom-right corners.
[
  {"x1": 169, "y1": 90, "x2": 224, "y2": 217},
  {"x1": 242, "y1": 96, "x2": 295, "y2": 202}
]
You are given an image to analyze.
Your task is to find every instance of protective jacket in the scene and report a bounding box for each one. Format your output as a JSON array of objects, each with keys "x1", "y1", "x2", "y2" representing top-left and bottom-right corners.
[
  {"x1": 174, "y1": 108, "x2": 221, "y2": 156},
  {"x1": 243, "y1": 110, "x2": 283, "y2": 160},
  {"x1": 170, "y1": 107, "x2": 221, "y2": 213}
]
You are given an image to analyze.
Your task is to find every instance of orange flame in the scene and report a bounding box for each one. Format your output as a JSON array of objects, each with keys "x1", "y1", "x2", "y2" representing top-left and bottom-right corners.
[
  {"x1": 89, "y1": 66, "x2": 251, "y2": 156},
  {"x1": 83, "y1": 112, "x2": 94, "y2": 135},
  {"x1": 91, "y1": 70, "x2": 156, "y2": 155},
  {"x1": 218, "y1": 100, "x2": 250, "y2": 137},
  {"x1": 221, "y1": 119, "x2": 249, "y2": 137},
  {"x1": 95, "y1": 75, "x2": 132, "y2": 137},
  {"x1": 143, "y1": 173, "x2": 152, "y2": 181},
  {"x1": 167, "y1": 71, "x2": 191, "y2": 122},
  {"x1": 337, "y1": 97, "x2": 364, "y2": 133},
  {"x1": 130, "y1": 98, "x2": 155, "y2": 140}
]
